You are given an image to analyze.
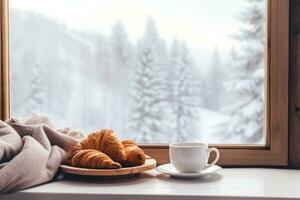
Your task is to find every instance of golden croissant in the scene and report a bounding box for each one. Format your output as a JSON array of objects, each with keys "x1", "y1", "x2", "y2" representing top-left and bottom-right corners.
[
  {"x1": 72, "y1": 129, "x2": 126, "y2": 164},
  {"x1": 122, "y1": 140, "x2": 146, "y2": 167},
  {"x1": 72, "y1": 149, "x2": 121, "y2": 169}
]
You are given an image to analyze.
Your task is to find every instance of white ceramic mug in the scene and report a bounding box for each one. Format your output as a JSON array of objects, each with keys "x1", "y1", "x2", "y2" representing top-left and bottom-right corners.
[{"x1": 169, "y1": 143, "x2": 220, "y2": 173}]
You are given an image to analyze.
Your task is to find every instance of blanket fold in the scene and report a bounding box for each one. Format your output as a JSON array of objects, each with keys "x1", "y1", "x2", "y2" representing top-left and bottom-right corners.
[{"x1": 0, "y1": 114, "x2": 80, "y2": 193}]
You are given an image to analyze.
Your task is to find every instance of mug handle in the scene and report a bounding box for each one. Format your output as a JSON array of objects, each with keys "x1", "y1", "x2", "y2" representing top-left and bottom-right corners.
[{"x1": 206, "y1": 147, "x2": 220, "y2": 168}]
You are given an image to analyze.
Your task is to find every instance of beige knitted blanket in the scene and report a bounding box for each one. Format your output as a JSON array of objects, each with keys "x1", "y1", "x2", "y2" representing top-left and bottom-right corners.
[{"x1": 0, "y1": 114, "x2": 83, "y2": 193}]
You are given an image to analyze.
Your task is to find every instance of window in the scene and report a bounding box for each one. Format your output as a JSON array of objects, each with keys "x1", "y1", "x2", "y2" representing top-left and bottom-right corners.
[{"x1": 0, "y1": 0, "x2": 289, "y2": 166}]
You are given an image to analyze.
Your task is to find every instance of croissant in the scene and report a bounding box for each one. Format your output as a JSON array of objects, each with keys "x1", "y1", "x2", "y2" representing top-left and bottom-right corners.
[
  {"x1": 72, "y1": 149, "x2": 121, "y2": 169},
  {"x1": 72, "y1": 135, "x2": 96, "y2": 156},
  {"x1": 122, "y1": 140, "x2": 146, "y2": 167},
  {"x1": 72, "y1": 129, "x2": 126, "y2": 164}
]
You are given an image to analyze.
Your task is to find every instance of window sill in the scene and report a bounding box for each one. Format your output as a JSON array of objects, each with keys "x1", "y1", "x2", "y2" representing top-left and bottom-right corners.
[{"x1": 2, "y1": 168, "x2": 300, "y2": 200}]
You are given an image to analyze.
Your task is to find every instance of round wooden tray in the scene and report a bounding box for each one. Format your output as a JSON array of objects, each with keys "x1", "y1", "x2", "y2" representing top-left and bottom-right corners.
[{"x1": 60, "y1": 158, "x2": 157, "y2": 176}]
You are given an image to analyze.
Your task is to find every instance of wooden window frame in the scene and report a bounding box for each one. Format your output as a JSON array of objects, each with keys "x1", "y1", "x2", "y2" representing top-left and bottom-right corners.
[
  {"x1": 0, "y1": 0, "x2": 289, "y2": 166},
  {"x1": 289, "y1": 0, "x2": 300, "y2": 168}
]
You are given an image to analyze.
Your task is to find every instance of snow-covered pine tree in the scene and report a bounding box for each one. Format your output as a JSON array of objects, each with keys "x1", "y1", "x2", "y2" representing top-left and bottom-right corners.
[
  {"x1": 110, "y1": 21, "x2": 133, "y2": 90},
  {"x1": 128, "y1": 18, "x2": 170, "y2": 143},
  {"x1": 110, "y1": 21, "x2": 132, "y2": 68},
  {"x1": 205, "y1": 47, "x2": 224, "y2": 111},
  {"x1": 28, "y1": 62, "x2": 46, "y2": 113},
  {"x1": 222, "y1": 0, "x2": 265, "y2": 143},
  {"x1": 223, "y1": 45, "x2": 240, "y2": 105},
  {"x1": 108, "y1": 21, "x2": 133, "y2": 134},
  {"x1": 170, "y1": 39, "x2": 202, "y2": 142},
  {"x1": 94, "y1": 34, "x2": 112, "y2": 84}
]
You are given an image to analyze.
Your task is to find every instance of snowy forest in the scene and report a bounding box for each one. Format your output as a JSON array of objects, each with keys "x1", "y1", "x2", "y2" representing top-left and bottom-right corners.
[{"x1": 9, "y1": 0, "x2": 265, "y2": 144}]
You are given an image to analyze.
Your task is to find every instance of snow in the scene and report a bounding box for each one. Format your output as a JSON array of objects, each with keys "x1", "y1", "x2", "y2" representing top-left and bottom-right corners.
[
  {"x1": 9, "y1": 0, "x2": 265, "y2": 144},
  {"x1": 197, "y1": 108, "x2": 229, "y2": 143}
]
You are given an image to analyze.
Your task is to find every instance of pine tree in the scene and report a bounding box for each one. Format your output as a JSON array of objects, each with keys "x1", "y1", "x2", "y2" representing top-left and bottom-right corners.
[
  {"x1": 94, "y1": 35, "x2": 112, "y2": 83},
  {"x1": 128, "y1": 18, "x2": 169, "y2": 143},
  {"x1": 110, "y1": 21, "x2": 133, "y2": 91},
  {"x1": 170, "y1": 39, "x2": 202, "y2": 141},
  {"x1": 28, "y1": 62, "x2": 46, "y2": 113},
  {"x1": 109, "y1": 21, "x2": 133, "y2": 133},
  {"x1": 222, "y1": 0, "x2": 265, "y2": 143},
  {"x1": 206, "y1": 47, "x2": 224, "y2": 111},
  {"x1": 110, "y1": 21, "x2": 132, "y2": 67}
]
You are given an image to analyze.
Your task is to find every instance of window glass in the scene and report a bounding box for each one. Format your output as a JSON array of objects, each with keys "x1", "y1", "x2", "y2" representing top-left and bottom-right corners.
[{"x1": 9, "y1": 0, "x2": 265, "y2": 144}]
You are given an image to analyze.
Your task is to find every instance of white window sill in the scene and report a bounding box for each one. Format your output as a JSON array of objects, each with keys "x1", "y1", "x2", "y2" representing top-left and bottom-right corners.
[{"x1": 2, "y1": 168, "x2": 300, "y2": 200}]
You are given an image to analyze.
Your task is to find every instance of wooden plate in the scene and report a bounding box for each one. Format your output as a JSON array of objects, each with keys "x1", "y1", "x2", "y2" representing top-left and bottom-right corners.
[{"x1": 59, "y1": 158, "x2": 156, "y2": 176}]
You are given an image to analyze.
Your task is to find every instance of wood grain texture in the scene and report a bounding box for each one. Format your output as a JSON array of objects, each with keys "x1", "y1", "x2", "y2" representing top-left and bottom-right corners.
[
  {"x1": 60, "y1": 158, "x2": 156, "y2": 176},
  {"x1": 289, "y1": 0, "x2": 300, "y2": 168},
  {"x1": 267, "y1": 0, "x2": 289, "y2": 165},
  {"x1": 144, "y1": 147, "x2": 287, "y2": 166},
  {"x1": 0, "y1": 0, "x2": 9, "y2": 120}
]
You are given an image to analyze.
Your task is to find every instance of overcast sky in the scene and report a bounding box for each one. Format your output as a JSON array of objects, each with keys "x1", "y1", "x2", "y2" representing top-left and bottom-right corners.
[{"x1": 10, "y1": 0, "x2": 260, "y2": 70}]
